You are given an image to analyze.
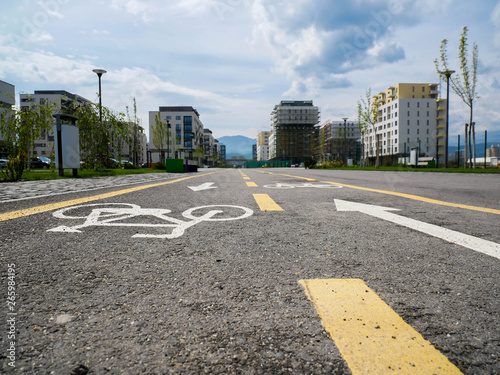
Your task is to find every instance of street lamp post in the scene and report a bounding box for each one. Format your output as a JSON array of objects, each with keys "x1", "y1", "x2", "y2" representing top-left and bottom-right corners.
[
  {"x1": 440, "y1": 69, "x2": 455, "y2": 168},
  {"x1": 92, "y1": 69, "x2": 107, "y2": 165},
  {"x1": 342, "y1": 117, "x2": 348, "y2": 163},
  {"x1": 166, "y1": 119, "x2": 171, "y2": 160}
]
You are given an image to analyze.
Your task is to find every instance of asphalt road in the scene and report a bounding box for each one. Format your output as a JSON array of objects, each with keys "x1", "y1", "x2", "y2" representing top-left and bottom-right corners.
[{"x1": 1, "y1": 168, "x2": 499, "y2": 374}]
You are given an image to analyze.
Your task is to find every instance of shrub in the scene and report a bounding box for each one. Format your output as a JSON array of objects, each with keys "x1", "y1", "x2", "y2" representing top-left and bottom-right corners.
[{"x1": 1, "y1": 152, "x2": 26, "y2": 181}]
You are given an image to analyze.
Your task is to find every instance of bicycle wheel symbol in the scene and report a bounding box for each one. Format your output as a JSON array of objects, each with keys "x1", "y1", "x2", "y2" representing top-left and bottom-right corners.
[{"x1": 182, "y1": 205, "x2": 253, "y2": 221}]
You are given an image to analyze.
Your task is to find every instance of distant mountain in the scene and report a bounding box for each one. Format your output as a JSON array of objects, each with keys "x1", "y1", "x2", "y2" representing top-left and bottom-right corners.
[{"x1": 217, "y1": 135, "x2": 256, "y2": 159}]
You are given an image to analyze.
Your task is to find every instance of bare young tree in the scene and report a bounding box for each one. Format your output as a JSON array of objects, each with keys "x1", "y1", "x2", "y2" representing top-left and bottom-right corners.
[
  {"x1": 152, "y1": 113, "x2": 169, "y2": 163},
  {"x1": 435, "y1": 26, "x2": 479, "y2": 168},
  {"x1": 357, "y1": 88, "x2": 380, "y2": 168}
]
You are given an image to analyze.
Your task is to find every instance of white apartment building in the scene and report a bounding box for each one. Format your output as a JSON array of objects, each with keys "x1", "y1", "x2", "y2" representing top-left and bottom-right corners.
[
  {"x1": 257, "y1": 131, "x2": 271, "y2": 161},
  {"x1": 148, "y1": 106, "x2": 204, "y2": 163},
  {"x1": 363, "y1": 83, "x2": 444, "y2": 164},
  {"x1": 318, "y1": 120, "x2": 360, "y2": 161},
  {"x1": 20, "y1": 90, "x2": 91, "y2": 158}
]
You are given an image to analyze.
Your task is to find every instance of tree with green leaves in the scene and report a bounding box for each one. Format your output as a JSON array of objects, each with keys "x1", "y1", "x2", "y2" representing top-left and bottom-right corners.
[
  {"x1": 152, "y1": 113, "x2": 169, "y2": 163},
  {"x1": 0, "y1": 96, "x2": 55, "y2": 175},
  {"x1": 357, "y1": 88, "x2": 380, "y2": 168},
  {"x1": 71, "y1": 100, "x2": 128, "y2": 170},
  {"x1": 435, "y1": 26, "x2": 479, "y2": 168}
]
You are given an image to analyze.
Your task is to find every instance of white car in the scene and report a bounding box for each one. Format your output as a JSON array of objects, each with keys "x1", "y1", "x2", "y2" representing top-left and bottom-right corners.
[{"x1": 0, "y1": 159, "x2": 9, "y2": 169}]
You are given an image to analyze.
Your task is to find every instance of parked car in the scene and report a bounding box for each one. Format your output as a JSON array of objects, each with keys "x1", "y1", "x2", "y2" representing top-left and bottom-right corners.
[
  {"x1": 0, "y1": 159, "x2": 8, "y2": 169},
  {"x1": 30, "y1": 157, "x2": 51, "y2": 169}
]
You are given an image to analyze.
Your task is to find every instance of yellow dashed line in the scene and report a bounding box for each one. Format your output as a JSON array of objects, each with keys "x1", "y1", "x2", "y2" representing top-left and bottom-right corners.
[
  {"x1": 0, "y1": 173, "x2": 220, "y2": 222},
  {"x1": 246, "y1": 181, "x2": 258, "y2": 187},
  {"x1": 321, "y1": 181, "x2": 500, "y2": 215},
  {"x1": 299, "y1": 279, "x2": 462, "y2": 374},
  {"x1": 253, "y1": 194, "x2": 284, "y2": 211}
]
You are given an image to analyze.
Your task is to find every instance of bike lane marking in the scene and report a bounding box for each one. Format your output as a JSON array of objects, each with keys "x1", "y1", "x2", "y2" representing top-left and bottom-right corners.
[
  {"x1": 47, "y1": 203, "x2": 254, "y2": 239},
  {"x1": 0, "y1": 172, "x2": 222, "y2": 222},
  {"x1": 321, "y1": 181, "x2": 500, "y2": 215},
  {"x1": 299, "y1": 279, "x2": 462, "y2": 375}
]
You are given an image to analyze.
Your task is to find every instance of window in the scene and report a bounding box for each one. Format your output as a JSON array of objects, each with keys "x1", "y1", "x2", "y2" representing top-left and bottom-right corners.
[
  {"x1": 417, "y1": 111, "x2": 420, "y2": 117},
  {"x1": 412, "y1": 86, "x2": 415, "y2": 92},
  {"x1": 184, "y1": 116, "x2": 192, "y2": 123},
  {"x1": 176, "y1": 116, "x2": 181, "y2": 120},
  {"x1": 407, "y1": 102, "x2": 410, "y2": 108},
  {"x1": 427, "y1": 129, "x2": 429, "y2": 134},
  {"x1": 427, "y1": 102, "x2": 430, "y2": 108},
  {"x1": 417, "y1": 102, "x2": 420, "y2": 108},
  {"x1": 407, "y1": 111, "x2": 410, "y2": 116},
  {"x1": 417, "y1": 120, "x2": 420, "y2": 125},
  {"x1": 395, "y1": 130, "x2": 397, "y2": 135},
  {"x1": 166, "y1": 116, "x2": 171, "y2": 119},
  {"x1": 422, "y1": 87, "x2": 425, "y2": 92},
  {"x1": 417, "y1": 129, "x2": 420, "y2": 134},
  {"x1": 176, "y1": 124, "x2": 181, "y2": 131},
  {"x1": 407, "y1": 129, "x2": 410, "y2": 134},
  {"x1": 427, "y1": 111, "x2": 429, "y2": 117},
  {"x1": 184, "y1": 124, "x2": 192, "y2": 132},
  {"x1": 184, "y1": 140, "x2": 192, "y2": 147}
]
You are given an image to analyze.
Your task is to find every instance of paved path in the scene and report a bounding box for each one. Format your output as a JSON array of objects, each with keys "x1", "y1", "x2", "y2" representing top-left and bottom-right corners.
[{"x1": 0, "y1": 172, "x2": 192, "y2": 202}]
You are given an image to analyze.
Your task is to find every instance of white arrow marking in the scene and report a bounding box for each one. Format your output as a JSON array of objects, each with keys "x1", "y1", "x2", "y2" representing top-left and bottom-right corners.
[
  {"x1": 188, "y1": 182, "x2": 217, "y2": 191},
  {"x1": 334, "y1": 199, "x2": 500, "y2": 260}
]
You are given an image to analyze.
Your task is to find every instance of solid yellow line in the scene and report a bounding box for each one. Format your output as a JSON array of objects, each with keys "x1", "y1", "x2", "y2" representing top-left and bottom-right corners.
[
  {"x1": 246, "y1": 181, "x2": 258, "y2": 187},
  {"x1": 321, "y1": 181, "x2": 500, "y2": 215},
  {"x1": 253, "y1": 194, "x2": 284, "y2": 211},
  {"x1": 259, "y1": 171, "x2": 316, "y2": 181},
  {"x1": 299, "y1": 279, "x2": 462, "y2": 375},
  {"x1": 0, "y1": 173, "x2": 219, "y2": 222}
]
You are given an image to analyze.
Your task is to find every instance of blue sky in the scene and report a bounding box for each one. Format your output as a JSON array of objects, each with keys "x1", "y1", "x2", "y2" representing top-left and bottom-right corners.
[{"x1": 1, "y1": 0, "x2": 499, "y2": 141}]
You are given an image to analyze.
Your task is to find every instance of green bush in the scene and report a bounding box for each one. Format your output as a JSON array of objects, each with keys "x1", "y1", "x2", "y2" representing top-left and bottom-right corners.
[
  {"x1": 1, "y1": 152, "x2": 26, "y2": 181},
  {"x1": 153, "y1": 162, "x2": 166, "y2": 169}
]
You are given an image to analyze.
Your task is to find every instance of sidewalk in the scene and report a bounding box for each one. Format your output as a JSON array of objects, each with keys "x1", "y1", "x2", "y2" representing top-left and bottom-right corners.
[{"x1": 0, "y1": 173, "x2": 190, "y2": 203}]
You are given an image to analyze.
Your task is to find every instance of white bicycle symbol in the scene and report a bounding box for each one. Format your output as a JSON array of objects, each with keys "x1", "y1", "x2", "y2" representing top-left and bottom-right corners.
[
  {"x1": 48, "y1": 203, "x2": 253, "y2": 239},
  {"x1": 263, "y1": 183, "x2": 342, "y2": 189}
]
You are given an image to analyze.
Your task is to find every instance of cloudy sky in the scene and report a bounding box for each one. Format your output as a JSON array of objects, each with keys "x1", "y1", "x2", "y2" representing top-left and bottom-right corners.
[{"x1": 1, "y1": 0, "x2": 499, "y2": 141}]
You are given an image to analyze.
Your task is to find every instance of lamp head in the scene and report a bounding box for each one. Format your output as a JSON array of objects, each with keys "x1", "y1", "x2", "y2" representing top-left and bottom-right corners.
[{"x1": 93, "y1": 69, "x2": 107, "y2": 77}]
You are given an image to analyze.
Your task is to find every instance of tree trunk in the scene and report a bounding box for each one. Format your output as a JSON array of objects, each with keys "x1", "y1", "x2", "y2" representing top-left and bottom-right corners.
[
  {"x1": 463, "y1": 125, "x2": 466, "y2": 168},
  {"x1": 471, "y1": 105, "x2": 476, "y2": 169}
]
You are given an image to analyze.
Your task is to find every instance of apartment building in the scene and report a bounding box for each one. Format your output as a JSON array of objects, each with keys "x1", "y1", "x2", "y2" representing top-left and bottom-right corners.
[
  {"x1": 256, "y1": 131, "x2": 271, "y2": 161},
  {"x1": 148, "y1": 106, "x2": 204, "y2": 163},
  {"x1": 19, "y1": 90, "x2": 92, "y2": 158},
  {"x1": 318, "y1": 120, "x2": 360, "y2": 162},
  {"x1": 363, "y1": 83, "x2": 443, "y2": 164},
  {"x1": 203, "y1": 128, "x2": 220, "y2": 166},
  {"x1": 269, "y1": 100, "x2": 320, "y2": 164}
]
